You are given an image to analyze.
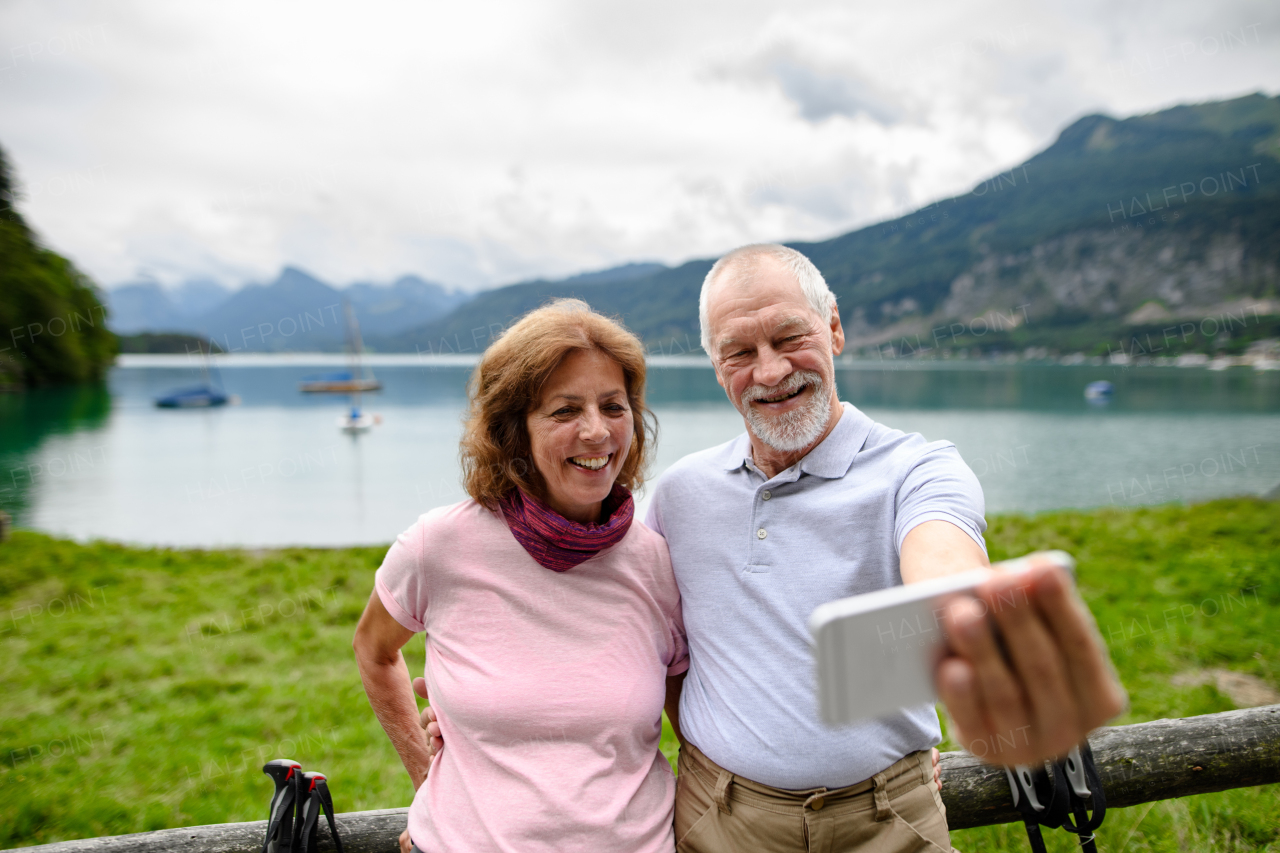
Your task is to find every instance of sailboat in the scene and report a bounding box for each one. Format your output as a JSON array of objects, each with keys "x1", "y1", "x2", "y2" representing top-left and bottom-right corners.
[
  {"x1": 338, "y1": 401, "x2": 381, "y2": 433},
  {"x1": 155, "y1": 340, "x2": 238, "y2": 408},
  {"x1": 299, "y1": 303, "x2": 382, "y2": 393}
]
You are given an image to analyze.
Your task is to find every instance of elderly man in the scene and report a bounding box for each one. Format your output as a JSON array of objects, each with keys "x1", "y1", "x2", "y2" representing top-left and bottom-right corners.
[{"x1": 644, "y1": 243, "x2": 1125, "y2": 852}]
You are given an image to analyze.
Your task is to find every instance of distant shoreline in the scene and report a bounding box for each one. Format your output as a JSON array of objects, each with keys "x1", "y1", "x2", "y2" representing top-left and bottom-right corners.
[
  {"x1": 111, "y1": 352, "x2": 1278, "y2": 371},
  {"x1": 112, "y1": 352, "x2": 712, "y2": 368}
]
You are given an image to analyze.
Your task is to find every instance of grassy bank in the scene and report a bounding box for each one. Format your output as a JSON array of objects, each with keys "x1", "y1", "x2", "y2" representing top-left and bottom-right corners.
[{"x1": 1, "y1": 499, "x2": 1277, "y2": 850}]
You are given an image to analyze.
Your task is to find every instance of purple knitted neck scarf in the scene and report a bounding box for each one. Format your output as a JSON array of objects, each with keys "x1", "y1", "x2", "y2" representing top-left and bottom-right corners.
[{"x1": 499, "y1": 484, "x2": 634, "y2": 573}]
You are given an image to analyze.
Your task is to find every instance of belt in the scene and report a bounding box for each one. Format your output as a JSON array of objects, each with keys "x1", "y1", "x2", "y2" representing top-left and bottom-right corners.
[{"x1": 680, "y1": 742, "x2": 934, "y2": 818}]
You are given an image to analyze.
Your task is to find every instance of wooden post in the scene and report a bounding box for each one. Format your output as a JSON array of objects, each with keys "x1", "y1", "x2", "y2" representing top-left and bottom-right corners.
[{"x1": 11, "y1": 706, "x2": 1280, "y2": 853}]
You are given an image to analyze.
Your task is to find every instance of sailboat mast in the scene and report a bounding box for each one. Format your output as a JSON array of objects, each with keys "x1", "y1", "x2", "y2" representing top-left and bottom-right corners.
[
  {"x1": 343, "y1": 301, "x2": 370, "y2": 382},
  {"x1": 199, "y1": 338, "x2": 211, "y2": 387}
]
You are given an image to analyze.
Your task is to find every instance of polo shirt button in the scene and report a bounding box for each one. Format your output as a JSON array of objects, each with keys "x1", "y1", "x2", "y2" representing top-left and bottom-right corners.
[
  {"x1": 757, "y1": 528, "x2": 767, "y2": 540},
  {"x1": 762, "y1": 490, "x2": 772, "y2": 501}
]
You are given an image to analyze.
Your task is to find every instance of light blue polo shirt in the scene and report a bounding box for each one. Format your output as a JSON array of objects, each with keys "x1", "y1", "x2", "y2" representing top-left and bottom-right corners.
[{"x1": 645, "y1": 402, "x2": 987, "y2": 789}]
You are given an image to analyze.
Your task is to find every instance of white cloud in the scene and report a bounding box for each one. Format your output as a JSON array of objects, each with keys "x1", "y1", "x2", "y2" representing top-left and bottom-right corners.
[{"x1": 0, "y1": 0, "x2": 1275, "y2": 291}]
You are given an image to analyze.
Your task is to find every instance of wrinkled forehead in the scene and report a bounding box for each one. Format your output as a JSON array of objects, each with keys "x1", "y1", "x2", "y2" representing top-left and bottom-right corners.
[{"x1": 707, "y1": 253, "x2": 797, "y2": 302}]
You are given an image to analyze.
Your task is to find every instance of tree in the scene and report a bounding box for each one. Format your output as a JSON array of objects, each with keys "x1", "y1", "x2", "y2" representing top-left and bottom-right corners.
[{"x1": 0, "y1": 144, "x2": 116, "y2": 389}]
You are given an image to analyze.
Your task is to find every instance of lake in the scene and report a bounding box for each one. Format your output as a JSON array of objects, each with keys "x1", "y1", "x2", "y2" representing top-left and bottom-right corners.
[{"x1": 2, "y1": 356, "x2": 1277, "y2": 547}]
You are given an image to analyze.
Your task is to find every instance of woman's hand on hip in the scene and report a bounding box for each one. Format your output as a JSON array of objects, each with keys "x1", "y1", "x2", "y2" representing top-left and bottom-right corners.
[
  {"x1": 395, "y1": 680, "x2": 439, "y2": 853},
  {"x1": 413, "y1": 677, "x2": 443, "y2": 767}
]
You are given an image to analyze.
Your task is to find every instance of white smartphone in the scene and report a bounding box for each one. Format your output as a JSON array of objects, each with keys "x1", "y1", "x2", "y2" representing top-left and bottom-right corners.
[{"x1": 808, "y1": 551, "x2": 1076, "y2": 727}]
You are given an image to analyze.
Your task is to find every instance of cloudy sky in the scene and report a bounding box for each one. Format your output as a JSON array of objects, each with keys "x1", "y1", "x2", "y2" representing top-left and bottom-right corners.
[{"x1": 1, "y1": 0, "x2": 1276, "y2": 292}]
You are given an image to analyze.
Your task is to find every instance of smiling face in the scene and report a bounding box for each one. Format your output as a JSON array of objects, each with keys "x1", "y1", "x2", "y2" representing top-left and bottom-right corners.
[
  {"x1": 526, "y1": 348, "x2": 634, "y2": 524},
  {"x1": 706, "y1": 257, "x2": 845, "y2": 472}
]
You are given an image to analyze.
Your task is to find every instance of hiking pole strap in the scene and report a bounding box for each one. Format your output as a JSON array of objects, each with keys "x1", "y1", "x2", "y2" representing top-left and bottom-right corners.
[
  {"x1": 316, "y1": 779, "x2": 345, "y2": 853},
  {"x1": 297, "y1": 795, "x2": 316, "y2": 853},
  {"x1": 1021, "y1": 821, "x2": 1049, "y2": 853}
]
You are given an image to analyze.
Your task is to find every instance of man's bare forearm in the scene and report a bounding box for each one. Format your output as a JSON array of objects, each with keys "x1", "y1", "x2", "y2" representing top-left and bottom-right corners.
[{"x1": 356, "y1": 650, "x2": 432, "y2": 790}]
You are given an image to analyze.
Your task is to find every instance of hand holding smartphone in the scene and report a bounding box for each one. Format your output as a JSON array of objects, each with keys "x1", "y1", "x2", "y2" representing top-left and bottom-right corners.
[{"x1": 809, "y1": 551, "x2": 1077, "y2": 727}]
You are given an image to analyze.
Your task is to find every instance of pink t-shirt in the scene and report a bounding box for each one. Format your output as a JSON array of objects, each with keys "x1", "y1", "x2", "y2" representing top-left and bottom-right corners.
[{"x1": 375, "y1": 498, "x2": 688, "y2": 853}]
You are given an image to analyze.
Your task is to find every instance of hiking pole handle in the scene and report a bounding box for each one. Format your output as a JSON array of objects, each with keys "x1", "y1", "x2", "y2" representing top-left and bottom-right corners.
[{"x1": 262, "y1": 759, "x2": 302, "y2": 853}]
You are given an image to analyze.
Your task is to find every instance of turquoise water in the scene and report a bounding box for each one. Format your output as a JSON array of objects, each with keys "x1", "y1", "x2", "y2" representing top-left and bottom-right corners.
[{"x1": 2, "y1": 358, "x2": 1277, "y2": 547}]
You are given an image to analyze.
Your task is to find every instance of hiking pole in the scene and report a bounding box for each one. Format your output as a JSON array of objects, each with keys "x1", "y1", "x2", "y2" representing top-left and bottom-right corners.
[
  {"x1": 297, "y1": 771, "x2": 345, "y2": 853},
  {"x1": 262, "y1": 759, "x2": 303, "y2": 853},
  {"x1": 1055, "y1": 744, "x2": 1106, "y2": 853},
  {"x1": 1005, "y1": 742, "x2": 1108, "y2": 853},
  {"x1": 1004, "y1": 763, "x2": 1066, "y2": 853}
]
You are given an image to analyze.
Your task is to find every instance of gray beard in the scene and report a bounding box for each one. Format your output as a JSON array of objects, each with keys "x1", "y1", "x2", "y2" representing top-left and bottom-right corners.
[{"x1": 741, "y1": 370, "x2": 830, "y2": 453}]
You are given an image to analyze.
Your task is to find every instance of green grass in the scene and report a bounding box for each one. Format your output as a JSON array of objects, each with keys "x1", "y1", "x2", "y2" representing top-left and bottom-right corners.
[{"x1": 1, "y1": 499, "x2": 1276, "y2": 849}]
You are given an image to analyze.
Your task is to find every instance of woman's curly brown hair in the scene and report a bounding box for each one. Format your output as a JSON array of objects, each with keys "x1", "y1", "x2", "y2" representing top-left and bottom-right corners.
[{"x1": 460, "y1": 298, "x2": 655, "y2": 509}]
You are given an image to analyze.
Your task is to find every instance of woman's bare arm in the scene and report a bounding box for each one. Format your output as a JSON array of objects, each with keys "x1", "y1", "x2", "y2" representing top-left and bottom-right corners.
[{"x1": 353, "y1": 588, "x2": 432, "y2": 790}]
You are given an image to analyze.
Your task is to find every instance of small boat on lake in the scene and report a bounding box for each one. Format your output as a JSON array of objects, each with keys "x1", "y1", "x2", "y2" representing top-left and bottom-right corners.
[
  {"x1": 300, "y1": 303, "x2": 382, "y2": 392},
  {"x1": 1084, "y1": 380, "x2": 1114, "y2": 400},
  {"x1": 155, "y1": 342, "x2": 237, "y2": 408},
  {"x1": 338, "y1": 405, "x2": 382, "y2": 434},
  {"x1": 155, "y1": 386, "x2": 233, "y2": 408},
  {"x1": 299, "y1": 371, "x2": 382, "y2": 393}
]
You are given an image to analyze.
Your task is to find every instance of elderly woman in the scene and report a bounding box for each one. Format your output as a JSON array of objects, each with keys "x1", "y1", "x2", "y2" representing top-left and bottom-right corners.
[{"x1": 352, "y1": 299, "x2": 687, "y2": 853}]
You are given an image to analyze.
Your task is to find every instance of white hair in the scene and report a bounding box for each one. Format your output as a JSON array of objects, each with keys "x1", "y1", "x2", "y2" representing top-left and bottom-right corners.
[{"x1": 698, "y1": 244, "x2": 837, "y2": 356}]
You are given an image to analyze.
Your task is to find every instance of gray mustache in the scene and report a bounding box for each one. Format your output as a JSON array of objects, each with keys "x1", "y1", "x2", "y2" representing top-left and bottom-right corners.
[{"x1": 741, "y1": 371, "x2": 823, "y2": 404}]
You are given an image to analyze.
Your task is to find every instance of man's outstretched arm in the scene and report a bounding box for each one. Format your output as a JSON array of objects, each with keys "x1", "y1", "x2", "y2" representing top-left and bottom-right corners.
[{"x1": 900, "y1": 519, "x2": 1127, "y2": 766}]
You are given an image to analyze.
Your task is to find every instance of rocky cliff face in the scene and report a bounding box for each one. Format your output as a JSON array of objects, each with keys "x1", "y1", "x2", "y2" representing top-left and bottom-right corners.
[
  {"x1": 948, "y1": 227, "x2": 1273, "y2": 318},
  {"x1": 844, "y1": 222, "x2": 1278, "y2": 348}
]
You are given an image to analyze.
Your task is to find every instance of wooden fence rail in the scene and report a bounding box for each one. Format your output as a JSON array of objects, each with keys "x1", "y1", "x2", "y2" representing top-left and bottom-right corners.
[
  {"x1": 11, "y1": 705, "x2": 1279, "y2": 853},
  {"x1": 940, "y1": 703, "x2": 1279, "y2": 829}
]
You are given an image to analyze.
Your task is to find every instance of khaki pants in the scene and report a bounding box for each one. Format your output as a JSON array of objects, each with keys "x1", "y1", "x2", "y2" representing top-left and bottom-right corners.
[{"x1": 674, "y1": 742, "x2": 953, "y2": 853}]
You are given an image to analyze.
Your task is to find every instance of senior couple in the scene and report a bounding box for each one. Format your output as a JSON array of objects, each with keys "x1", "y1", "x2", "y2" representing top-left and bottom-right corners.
[{"x1": 353, "y1": 244, "x2": 1125, "y2": 852}]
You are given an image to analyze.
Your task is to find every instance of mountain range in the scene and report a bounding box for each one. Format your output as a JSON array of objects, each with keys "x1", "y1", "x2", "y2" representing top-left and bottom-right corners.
[
  {"x1": 106, "y1": 269, "x2": 471, "y2": 352},
  {"x1": 109, "y1": 92, "x2": 1280, "y2": 356}
]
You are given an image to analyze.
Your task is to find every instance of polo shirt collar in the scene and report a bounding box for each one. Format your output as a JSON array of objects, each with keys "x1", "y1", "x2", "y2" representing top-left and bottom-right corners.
[
  {"x1": 720, "y1": 402, "x2": 873, "y2": 479},
  {"x1": 720, "y1": 432, "x2": 754, "y2": 472}
]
